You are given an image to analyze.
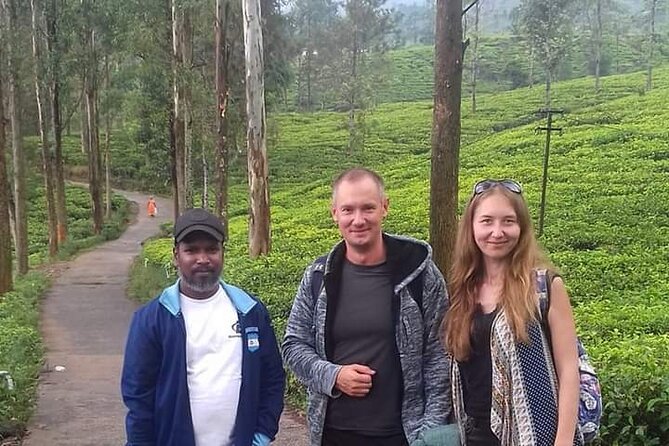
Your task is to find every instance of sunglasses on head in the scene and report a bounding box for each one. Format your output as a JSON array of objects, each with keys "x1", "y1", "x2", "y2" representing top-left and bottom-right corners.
[{"x1": 472, "y1": 179, "x2": 523, "y2": 195}]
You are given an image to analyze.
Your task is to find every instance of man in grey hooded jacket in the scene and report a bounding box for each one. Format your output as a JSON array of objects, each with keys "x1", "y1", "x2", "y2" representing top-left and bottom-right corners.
[{"x1": 282, "y1": 167, "x2": 451, "y2": 446}]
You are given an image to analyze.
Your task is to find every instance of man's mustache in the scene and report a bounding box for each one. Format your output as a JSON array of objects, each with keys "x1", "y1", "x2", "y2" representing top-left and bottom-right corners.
[{"x1": 193, "y1": 268, "x2": 214, "y2": 273}]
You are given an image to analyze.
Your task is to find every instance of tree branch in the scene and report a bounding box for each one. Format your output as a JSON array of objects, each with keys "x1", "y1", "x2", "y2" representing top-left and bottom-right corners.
[{"x1": 462, "y1": 0, "x2": 479, "y2": 17}]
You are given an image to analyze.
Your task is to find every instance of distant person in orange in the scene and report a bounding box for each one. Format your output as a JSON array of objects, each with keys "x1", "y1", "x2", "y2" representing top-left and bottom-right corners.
[{"x1": 147, "y1": 196, "x2": 158, "y2": 217}]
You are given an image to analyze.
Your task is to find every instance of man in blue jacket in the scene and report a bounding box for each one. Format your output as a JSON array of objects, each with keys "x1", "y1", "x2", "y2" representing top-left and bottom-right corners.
[{"x1": 121, "y1": 208, "x2": 285, "y2": 446}]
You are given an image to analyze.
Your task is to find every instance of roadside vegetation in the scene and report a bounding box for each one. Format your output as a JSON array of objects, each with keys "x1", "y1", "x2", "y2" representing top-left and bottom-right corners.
[{"x1": 0, "y1": 185, "x2": 131, "y2": 439}]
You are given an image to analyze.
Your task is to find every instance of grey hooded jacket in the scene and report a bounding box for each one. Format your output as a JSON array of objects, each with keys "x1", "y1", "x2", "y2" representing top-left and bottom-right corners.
[{"x1": 282, "y1": 234, "x2": 452, "y2": 445}]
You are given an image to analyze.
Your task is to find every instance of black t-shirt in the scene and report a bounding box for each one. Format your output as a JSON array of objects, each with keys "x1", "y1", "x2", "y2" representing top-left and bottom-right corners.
[
  {"x1": 325, "y1": 260, "x2": 403, "y2": 436},
  {"x1": 459, "y1": 307, "x2": 498, "y2": 419}
]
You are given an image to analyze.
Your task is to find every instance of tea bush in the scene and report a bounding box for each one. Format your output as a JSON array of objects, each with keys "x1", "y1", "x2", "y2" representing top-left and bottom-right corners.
[
  {"x1": 0, "y1": 273, "x2": 48, "y2": 438},
  {"x1": 136, "y1": 67, "x2": 669, "y2": 444}
]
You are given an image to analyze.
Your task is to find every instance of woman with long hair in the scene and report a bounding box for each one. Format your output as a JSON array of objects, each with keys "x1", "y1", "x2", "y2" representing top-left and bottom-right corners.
[{"x1": 444, "y1": 180, "x2": 582, "y2": 446}]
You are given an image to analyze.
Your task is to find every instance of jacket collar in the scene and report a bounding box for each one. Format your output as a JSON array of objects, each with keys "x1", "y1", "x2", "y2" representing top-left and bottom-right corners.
[
  {"x1": 158, "y1": 279, "x2": 257, "y2": 316},
  {"x1": 326, "y1": 233, "x2": 430, "y2": 287}
]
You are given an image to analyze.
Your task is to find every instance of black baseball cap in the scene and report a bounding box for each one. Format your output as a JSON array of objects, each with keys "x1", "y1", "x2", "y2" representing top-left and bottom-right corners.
[{"x1": 174, "y1": 208, "x2": 225, "y2": 243}]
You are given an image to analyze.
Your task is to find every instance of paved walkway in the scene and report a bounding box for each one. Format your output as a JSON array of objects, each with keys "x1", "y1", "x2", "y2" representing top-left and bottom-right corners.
[{"x1": 23, "y1": 191, "x2": 308, "y2": 446}]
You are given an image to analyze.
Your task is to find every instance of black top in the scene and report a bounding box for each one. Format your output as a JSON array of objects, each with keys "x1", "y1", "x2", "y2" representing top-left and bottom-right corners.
[
  {"x1": 459, "y1": 307, "x2": 498, "y2": 419},
  {"x1": 325, "y1": 260, "x2": 404, "y2": 435}
]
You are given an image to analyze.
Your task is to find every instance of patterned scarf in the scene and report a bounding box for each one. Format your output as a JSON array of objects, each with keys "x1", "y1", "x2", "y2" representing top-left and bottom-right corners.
[{"x1": 452, "y1": 310, "x2": 584, "y2": 446}]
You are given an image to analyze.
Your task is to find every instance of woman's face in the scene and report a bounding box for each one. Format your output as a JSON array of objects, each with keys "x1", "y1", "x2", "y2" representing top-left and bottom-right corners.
[{"x1": 472, "y1": 192, "x2": 521, "y2": 261}]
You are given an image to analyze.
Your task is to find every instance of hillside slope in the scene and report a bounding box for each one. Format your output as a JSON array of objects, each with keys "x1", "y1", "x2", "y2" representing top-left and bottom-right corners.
[{"x1": 140, "y1": 68, "x2": 668, "y2": 445}]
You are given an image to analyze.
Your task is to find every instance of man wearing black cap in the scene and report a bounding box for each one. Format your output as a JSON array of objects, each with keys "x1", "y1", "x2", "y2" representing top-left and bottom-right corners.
[{"x1": 121, "y1": 208, "x2": 285, "y2": 446}]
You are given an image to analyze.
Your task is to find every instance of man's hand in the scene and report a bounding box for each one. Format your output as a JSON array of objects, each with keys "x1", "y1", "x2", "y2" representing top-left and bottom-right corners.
[{"x1": 334, "y1": 364, "x2": 376, "y2": 397}]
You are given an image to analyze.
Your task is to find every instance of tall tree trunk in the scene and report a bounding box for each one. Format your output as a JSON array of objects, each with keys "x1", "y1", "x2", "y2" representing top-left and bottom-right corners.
[
  {"x1": 104, "y1": 55, "x2": 111, "y2": 219},
  {"x1": 183, "y1": 9, "x2": 193, "y2": 209},
  {"x1": 0, "y1": 37, "x2": 13, "y2": 293},
  {"x1": 31, "y1": 0, "x2": 59, "y2": 257},
  {"x1": 347, "y1": 21, "x2": 358, "y2": 154},
  {"x1": 528, "y1": 45, "x2": 534, "y2": 88},
  {"x1": 105, "y1": 132, "x2": 111, "y2": 217},
  {"x1": 215, "y1": 0, "x2": 230, "y2": 248},
  {"x1": 243, "y1": 0, "x2": 271, "y2": 257},
  {"x1": 615, "y1": 21, "x2": 620, "y2": 74},
  {"x1": 172, "y1": 0, "x2": 187, "y2": 215},
  {"x1": 201, "y1": 147, "x2": 208, "y2": 209},
  {"x1": 84, "y1": 25, "x2": 103, "y2": 234},
  {"x1": 164, "y1": 0, "x2": 179, "y2": 221},
  {"x1": 430, "y1": 0, "x2": 463, "y2": 275},
  {"x1": 5, "y1": 0, "x2": 29, "y2": 275},
  {"x1": 47, "y1": 0, "x2": 68, "y2": 243},
  {"x1": 646, "y1": 0, "x2": 656, "y2": 91},
  {"x1": 545, "y1": 65, "x2": 552, "y2": 109},
  {"x1": 471, "y1": 0, "x2": 480, "y2": 113},
  {"x1": 594, "y1": 0, "x2": 602, "y2": 91},
  {"x1": 80, "y1": 89, "x2": 90, "y2": 156}
]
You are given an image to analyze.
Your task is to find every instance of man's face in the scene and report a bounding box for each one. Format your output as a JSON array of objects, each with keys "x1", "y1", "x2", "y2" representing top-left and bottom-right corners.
[
  {"x1": 174, "y1": 232, "x2": 223, "y2": 298},
  {"x1": 331, "y1": 177, "x2": 388, "y2": 252}
]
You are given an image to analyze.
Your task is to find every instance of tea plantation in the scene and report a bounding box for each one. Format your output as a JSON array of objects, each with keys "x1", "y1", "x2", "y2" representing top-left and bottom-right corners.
[{"x1": 137, "y1": 67, "x2": 668, "y2": 445}]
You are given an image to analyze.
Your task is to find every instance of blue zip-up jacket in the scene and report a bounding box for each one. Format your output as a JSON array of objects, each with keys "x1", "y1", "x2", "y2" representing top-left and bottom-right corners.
[{"x1": 121, "y1": 280, "x2": 285, "y2": 446}]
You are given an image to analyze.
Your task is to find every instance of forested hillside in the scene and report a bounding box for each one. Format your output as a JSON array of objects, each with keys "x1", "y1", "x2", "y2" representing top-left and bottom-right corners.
[{"x1": 375, "y1": 33, "x2": 669, "y2": 104}]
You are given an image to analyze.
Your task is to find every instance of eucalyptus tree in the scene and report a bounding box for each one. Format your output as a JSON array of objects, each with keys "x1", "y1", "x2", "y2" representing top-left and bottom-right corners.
[
  {"x1": 2, "y1": 0, "x2": 29, "y2": 275},
  {"x1": 77, "y1": 0, "x2": 105, "y2": 234},
  {"x1": 591, "y1": 0, "x2": 605, "y2": 90},
  {"x1": 516, "y1": 0, "x2": 578, "y2": 107},
  {"x1": 31, "y1": 0, "x2": 59, "y2": 257},
  {"x1": 215, "y1": 0, "x2": 231, "y2": 247},
  {"x1": 392, "y1": 0, "x2": 434, "y2": 46},
  {"x1": 645, "y1": 0, "x2": 662, "y2": 90},
  {"x1": 0, "y1": 33, "x2": 13, "y2": 292},
  {"x1": 467, "y1": 0, "x2": 484, "y2": 112},
  {"x1": 337, "y1": 0, "x2": 394, "y2": 152},
  {"x1": 45, "y1": 0, "x2": 69, "y2": 244},
  {"x1": 289, "y1": 0, "x2": 339, "y2": 110},
  {"x1": 430, "y1": 0, "x2": 464, "y2": 275},
  {"x1": 243, "y1": 0, "x2": 271, "y2": 257},
  {"x1": 119, "y1": 0, "x2": 174, "y2": 204},
  {"x1": 580, "y1": 0, "x2": 620, "y2": 90},
  {"x1": 171, "y1": 0, "x2": 188, "y2": 214}
]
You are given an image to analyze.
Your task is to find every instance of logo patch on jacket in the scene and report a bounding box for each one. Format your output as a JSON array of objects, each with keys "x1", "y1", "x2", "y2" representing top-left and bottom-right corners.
[
  {"x1": 230, "y1": 321, "x2": 242, "y2": 338},
  {"x1": 245, "y1": 326, "x2": 260, "y2": 352}
]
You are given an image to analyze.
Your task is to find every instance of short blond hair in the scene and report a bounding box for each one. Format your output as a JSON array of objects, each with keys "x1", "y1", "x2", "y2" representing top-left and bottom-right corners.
[{"x1": 332, "y1": 167, "x2": 385, "y2": 203}]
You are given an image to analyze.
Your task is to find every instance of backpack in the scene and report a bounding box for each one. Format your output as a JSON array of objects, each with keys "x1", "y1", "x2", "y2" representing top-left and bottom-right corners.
[
  {"x1": 310, "y1": 255, "x2": 425, "y2": 310},
  {"x1": 536, "y1": 269, "x2": 602, "y2": 443}
]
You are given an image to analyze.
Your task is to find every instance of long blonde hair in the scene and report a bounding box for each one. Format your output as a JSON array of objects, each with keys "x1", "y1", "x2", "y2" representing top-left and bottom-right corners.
[{"x1": 444, "y1": 185, "x2": 551, "y2": 362}]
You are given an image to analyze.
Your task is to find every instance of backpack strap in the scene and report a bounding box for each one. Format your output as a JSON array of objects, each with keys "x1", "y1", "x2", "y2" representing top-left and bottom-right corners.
[
  {"x1": 310, "y1": 255, "x2": 327, "y2": 303},
  {"x1": 536, "y1": 268, "x2": 553, "y2": 346},
  {"x1": 536, "y1": 268, "x2": 550, "y2": 318}
]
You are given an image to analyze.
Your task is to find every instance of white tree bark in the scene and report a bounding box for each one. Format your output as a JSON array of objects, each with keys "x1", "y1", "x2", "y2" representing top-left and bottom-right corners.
[{"x1": 243, "y1": 0, "x2": 271, "y2": 257}]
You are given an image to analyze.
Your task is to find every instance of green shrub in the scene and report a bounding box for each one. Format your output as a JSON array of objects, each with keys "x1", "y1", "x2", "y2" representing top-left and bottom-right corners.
[
  {"x1": 1, "y1": 184, "x2": 133, "y2": 438},
  {"x1": 591, "y1": 337, "x2": 669, "y2": 445},
  {"x1": 127, "y1": 256, "x2": 173, "y2": 303},
  {"x1": 0, "y1": 273, "x2": 49, "y2": 437}
]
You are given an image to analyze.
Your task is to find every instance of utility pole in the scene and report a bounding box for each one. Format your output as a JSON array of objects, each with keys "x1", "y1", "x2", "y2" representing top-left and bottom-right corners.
[{"x1": 535, "y1": 109, "x2": 563, "y2": 237}]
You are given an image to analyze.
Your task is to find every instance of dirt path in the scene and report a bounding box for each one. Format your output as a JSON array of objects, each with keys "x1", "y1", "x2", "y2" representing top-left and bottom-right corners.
[{"x1": 22, "y1": 191, "x2": 308, "y2": 446}]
